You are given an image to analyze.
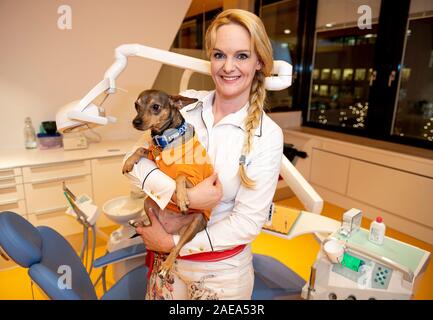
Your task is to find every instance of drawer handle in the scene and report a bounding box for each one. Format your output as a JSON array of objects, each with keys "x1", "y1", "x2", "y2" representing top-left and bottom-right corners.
[
  {"x1": 33, "y1": 205, "x2": 69, "y2": 216},
  {"x1": 0, "y1": 198, "x2": 20, "y2": 206},
  {"x1": 0, "y1": 183, "x2": 18, "y2": 190},
  {"x1": 27, "y1": 161, "x2": 86, "y2": 169},
  {"x1": 0, "y1": 175, "x2": 16, "y2": 181},
  {"x1": 29, "y1": 173, "x2": 88, "y2": 185}
]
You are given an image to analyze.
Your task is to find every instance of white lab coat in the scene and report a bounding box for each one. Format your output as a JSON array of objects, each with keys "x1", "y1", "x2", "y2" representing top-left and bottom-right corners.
[{"x1": 124, "y1": 90, "x2": 283, "y2": 257}]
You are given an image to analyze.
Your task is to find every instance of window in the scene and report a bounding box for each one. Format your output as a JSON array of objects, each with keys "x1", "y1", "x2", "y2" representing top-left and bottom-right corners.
[
  {"x1": 173, "y1": 8, "x2": 222, "y2": 50},
  {"x1": 307, "y1": 0, "x2": 382, "y2": 131},
  {"x1": 302, "y1": 0, "x2": 432, "y2": 149},
  {"x1": 392, "y1": 15, "x2": 433, "y2": 142},
  {"x1": 259, "y1": 0, "x2": 300, "y2": 111},
  {"x1": 309, "y1": 25, "x2": 378, "y2": 129}
]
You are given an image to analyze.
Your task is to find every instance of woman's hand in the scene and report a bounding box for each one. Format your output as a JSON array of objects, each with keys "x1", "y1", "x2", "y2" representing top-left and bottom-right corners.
[
  {"x1": 135, "y1": 208, "x2": 175, "y2": 253},
  {"x1": 186, "y1": 172, "x2": 223, "y2": 210}
]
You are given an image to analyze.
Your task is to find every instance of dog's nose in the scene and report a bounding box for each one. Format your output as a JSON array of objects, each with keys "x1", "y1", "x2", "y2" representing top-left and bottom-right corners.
[{"x1": 133, "y1": 118, "x2": 142, "y2": 126}]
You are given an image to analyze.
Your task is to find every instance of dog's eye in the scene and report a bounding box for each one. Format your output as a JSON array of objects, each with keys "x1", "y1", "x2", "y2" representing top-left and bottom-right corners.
[{"x1": 151, "y1": 104, "x2": 161, "y2": 112}]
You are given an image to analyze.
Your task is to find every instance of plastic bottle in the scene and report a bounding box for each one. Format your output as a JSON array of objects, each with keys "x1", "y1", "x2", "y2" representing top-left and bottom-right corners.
[
  {"x1": 24, "y1": 117, "x2": 37, "y2": 149},
  {"x1": 369, "y1": 216, "x2": 386, "y2": 245}
]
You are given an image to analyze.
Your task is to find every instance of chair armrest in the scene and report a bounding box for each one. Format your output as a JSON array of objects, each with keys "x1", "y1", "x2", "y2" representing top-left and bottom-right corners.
[{"x1": 93, "y1": 243, "x2": 147, "y2": 269}]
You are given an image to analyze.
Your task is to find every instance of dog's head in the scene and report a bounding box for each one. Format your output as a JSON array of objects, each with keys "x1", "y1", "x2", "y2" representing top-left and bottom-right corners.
[{"x1": 132, "y1": 89, "x2": 198, "y2": 133}]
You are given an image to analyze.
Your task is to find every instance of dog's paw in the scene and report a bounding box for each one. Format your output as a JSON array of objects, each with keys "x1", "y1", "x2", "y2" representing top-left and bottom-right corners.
[
  {"x1": 158, "y1": 263, "x2": 171, "y2": 279},
  {"x1": 122, "y1": 159, "x2": 135, "y2": 174},
  {"x1": 179, "y1": 202, "x2": 189, "y2": 215},
  {"x1": 122, "y1": 163, "x2": 134, "y2": 174},
  {"x1": 176, "y1": 192, "x2": 190, "y2": 214}
]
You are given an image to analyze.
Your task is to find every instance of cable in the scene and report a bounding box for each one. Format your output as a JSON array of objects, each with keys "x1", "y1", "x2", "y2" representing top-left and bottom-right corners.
[
  {"x1": 80, "y1": 224, "x2": 86, "y2": 260},
  {"x1": 88, "y1": 225, "x2": 96, "y2": 276},
  {"x1": 83, "y1": 226, "x2": 88, "y2": 269}
]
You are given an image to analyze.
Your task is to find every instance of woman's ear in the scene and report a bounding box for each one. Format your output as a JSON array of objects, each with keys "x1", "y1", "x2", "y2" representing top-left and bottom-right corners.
[{"x1": 256, "y1": 60, "x2": 262, "y2": 71}]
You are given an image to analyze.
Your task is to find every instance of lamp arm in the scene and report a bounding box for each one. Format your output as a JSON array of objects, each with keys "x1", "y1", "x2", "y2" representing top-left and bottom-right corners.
[
  {"x1": 97, "y1": 43, "x2": 293, "y2": 97},
  {"x1": 103, "y1": 44, "x2": 211, "y2": 93}
]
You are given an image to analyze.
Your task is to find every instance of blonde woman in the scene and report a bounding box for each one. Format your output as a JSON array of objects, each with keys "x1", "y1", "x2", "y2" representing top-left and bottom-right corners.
[{"x1": 126, "y1": 9, "x2": 283, "y2": 299}]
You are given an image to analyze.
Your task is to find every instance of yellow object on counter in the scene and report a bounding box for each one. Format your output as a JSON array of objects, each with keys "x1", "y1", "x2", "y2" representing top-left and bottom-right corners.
[{"x1": 262, "y1": 206, "x2": 302, "y2": 235}]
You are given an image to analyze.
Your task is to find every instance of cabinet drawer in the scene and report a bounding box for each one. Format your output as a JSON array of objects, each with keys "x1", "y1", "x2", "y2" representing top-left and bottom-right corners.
[
  {"x1": 310, "y1": 149, "x2": 350, "y2": 194},
  {"x1": 0, "y1": 168, "x2": 22, "y2": 180},
  {"x1": 0, "y1": 199, "x2": 26, "y2": 216},
  {"x1": 0, "y1": 177, "x2": 24, "y2": 203},
  {"x1": 347, "y1": 159, "x2": 433, "y2": 228},
  {"x1": 91, "y1": 156, "x2": 130, "y2": 208},
  {"x1": 28, "y1": 209, "x2": 84, "y2": 237},
  {"x1": 22, "y1": 160, "x2": 91, "y2": 183},
  {"x1": 24, "y1": 174, "x2": 92, "y2": 214}
]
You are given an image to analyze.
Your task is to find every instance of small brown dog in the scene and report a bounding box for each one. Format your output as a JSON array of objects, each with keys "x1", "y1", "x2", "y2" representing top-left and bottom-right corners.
[{"x1": 123, "y1": 89, "x2": 214, "y2": 278}]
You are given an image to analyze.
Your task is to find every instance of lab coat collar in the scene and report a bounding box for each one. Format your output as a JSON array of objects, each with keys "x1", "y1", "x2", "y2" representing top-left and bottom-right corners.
[{"x1": 185, "y1": 91, "x2": 263, "y2": 137}]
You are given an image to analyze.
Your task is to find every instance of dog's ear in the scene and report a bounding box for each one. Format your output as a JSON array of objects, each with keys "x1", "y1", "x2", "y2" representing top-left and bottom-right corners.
[{"x1": 169, "y1": 95, "x2": 198, "y2": 110}]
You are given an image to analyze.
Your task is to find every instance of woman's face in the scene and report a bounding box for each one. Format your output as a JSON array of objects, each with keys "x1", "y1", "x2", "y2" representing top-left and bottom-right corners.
[{"x1": 210, "y1": 23, "x2": 261, "y2": 102}]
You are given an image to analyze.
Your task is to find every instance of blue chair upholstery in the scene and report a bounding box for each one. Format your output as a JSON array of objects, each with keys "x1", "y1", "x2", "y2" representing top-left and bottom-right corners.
[
  {"x1": 0, "y1": 211, "x2": 147, "y2": 300},
  {"x1": 0, "y1": 210, "x2": 42, "y2": 267},
  {"x1": 252, "y1": 254, "x2": 306, "y2": 300}
]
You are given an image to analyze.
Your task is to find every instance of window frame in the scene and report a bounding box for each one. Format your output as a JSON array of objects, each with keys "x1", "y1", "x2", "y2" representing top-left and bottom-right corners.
[{"x1": 297, "y1": 0, "x2": 432, "y2": 150}]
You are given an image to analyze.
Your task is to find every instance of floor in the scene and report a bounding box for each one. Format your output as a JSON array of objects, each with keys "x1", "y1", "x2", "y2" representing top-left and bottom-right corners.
[{"x1": 0, "y1": 197, "x2": 432, "y2": 300}]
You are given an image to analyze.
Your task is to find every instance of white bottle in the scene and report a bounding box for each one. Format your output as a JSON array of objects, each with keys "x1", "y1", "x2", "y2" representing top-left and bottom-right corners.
[
  {"x1": 24, "y1": 117, "x2": 37, "y2": 149},
  {"x1": 369, "y1": 216, "x2": 386, "y2": 245}
]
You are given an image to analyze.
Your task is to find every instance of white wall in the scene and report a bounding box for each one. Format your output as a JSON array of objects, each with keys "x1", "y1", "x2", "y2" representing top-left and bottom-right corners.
[{"x1": 0, "y1": 0, "x2": 192, "y2": 150}]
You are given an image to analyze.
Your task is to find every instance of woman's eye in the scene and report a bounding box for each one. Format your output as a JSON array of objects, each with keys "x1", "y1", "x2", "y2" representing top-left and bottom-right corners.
[
  {"x1": 151, "y1": 104, "x2": 160, "y2": 112},
  {"x1": 237, "y1": 53, "x2": 249, "y2": 60},
  {"x1": 213, "y1": 52, "x2": 224, "y2": 59}
]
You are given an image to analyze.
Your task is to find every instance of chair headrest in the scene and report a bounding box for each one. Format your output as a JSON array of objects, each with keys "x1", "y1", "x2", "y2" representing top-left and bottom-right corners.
[{"x1": 0, "y1": 211, "x2": 42, "y2": 267}]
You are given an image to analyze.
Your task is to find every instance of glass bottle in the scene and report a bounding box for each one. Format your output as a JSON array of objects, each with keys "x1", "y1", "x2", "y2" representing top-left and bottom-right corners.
[{"x1": 24, "y1": 117, "x2": 37, "y2": 149}]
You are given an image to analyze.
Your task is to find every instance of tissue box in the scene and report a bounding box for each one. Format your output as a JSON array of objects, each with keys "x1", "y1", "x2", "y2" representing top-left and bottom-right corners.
[{"x1": 37, "y1": 133, "x2": 63, "y2": 150}]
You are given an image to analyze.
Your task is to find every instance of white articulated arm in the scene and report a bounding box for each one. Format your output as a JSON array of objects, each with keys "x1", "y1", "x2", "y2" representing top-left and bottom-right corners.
[
  {"x1": 280, "y1": 156, "x2": 323, "y2": 214},
  {"x1": 104, "y1": 44, "x2": 212, "y2": 93},
  {"x1": 57, "y1": 43, "x2": 322, "y2": 216}
]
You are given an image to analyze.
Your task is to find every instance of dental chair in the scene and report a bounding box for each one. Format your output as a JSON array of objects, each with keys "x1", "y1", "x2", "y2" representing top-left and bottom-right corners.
[
  {"x1": 252, "y1": 254, "x2": 305, "y2": 300},
  {"x1": 1, "y1": 209, "x2": 306, "y2": 300},
  {"x1": 0, "y1": 211, "x2": 148, "y2": 300}
]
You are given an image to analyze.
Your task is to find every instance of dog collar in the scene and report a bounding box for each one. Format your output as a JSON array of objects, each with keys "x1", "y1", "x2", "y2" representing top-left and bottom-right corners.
[{"x1": 152, "y1": 121, "x2": 188, "y2": 149}]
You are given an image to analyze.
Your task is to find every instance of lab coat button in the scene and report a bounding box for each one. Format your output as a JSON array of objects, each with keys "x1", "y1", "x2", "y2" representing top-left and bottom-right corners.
[{"x1": 199, "y1": 247, "x2": 204, "y2": 251}]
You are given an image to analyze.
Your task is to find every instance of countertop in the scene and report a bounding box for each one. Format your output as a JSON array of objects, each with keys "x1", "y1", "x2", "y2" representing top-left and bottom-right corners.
[{"x1": 0, "y1": 139, "x2": 137, "y2": 170}]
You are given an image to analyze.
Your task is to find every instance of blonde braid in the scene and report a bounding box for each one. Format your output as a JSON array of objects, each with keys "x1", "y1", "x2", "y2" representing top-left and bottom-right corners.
[{"x1": 238, "y1": 71, "x2": 266, "y2": 188}]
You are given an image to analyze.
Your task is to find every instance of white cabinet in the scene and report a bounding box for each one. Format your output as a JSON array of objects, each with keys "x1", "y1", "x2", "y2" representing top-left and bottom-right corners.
[
  {"x1": 283, "y1": 129, "x2": 433, "y2": 244},
  {"x1": 347, "y1": 159, "x2": 433, "y2": 229},
  {"x1": 0, "y1": 156, "x2": 131, "y2": 237},
  {"x1": 310, "y1": 149, "x2": 350, "y2": 194},
  {"x1": 0, "y1": 168, "x2": 26, "y2": 216},
  {"x1": 24, "y1": 161, "x2": 93, "y2": 237},
  {"x1": 91, "y1": 156, "x2": 131, "y2": 227}
]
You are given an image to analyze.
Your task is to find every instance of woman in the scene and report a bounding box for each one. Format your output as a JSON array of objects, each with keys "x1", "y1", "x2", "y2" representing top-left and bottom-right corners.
[{"x1": 126, "y1": 9, "x2": 283, "y2": 299}]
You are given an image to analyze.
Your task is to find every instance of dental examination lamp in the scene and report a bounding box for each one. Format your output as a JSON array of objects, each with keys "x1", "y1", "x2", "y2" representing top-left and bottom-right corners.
[
  {"x1": 56, "y1": 43, "x2": 323, "y2": 215},
  {"x1": 56, "y1": 44, "x2": 292, "y2": 133}
]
